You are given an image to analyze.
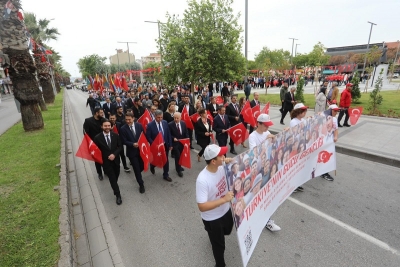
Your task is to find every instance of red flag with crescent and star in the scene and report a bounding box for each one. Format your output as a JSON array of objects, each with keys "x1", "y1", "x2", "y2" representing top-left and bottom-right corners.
[
  {"x1": 178, "y1": 138, "x2": 191, "y2": 169},
  {"x1": 181, "y1": 107, "x2": 194, "y2": 130},
  {"x1": 215, "y1": 96, "x2": 223, "y2": 105},
  {"x1": 75, "y1": 133, "x2": 103, "y2": 164},
  {"x1": 251, "y1": 105, "x2": 260, "y2": 121},
  {"x1": 317, "y1": 150, "x2": 333, "y2": 163},
  {"x1": 190, "y1": 112, "x2": 200, "y2": 123},
  {"x1": 137, "y1": 109, "x2": 152, "y2": 133},
  {"x1": 348, "y1": 107, "x2": 363, "y2": 125},
  {"x1": 226, "y1": 123, "x2": 249, "y2": 145},
  {"x1": 261, "y1": 102, "x2": 270, "y2": 115},
  {"x1": 150, "y1": 132, "x2": 167, "y2": 168},
  {"x1": 206, "y1": 110, "x2": 214, "y2": 125},
  {"x1": 240, "y1": 101, "x2": 256, "y2": 127},
  {"x1": 138, "y1": 133, "x2": 151, "y2": 172}
]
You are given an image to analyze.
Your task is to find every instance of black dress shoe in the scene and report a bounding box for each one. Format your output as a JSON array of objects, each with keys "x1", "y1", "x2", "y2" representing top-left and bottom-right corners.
[
  {"x1": 98, "y1": 174, "x2": 103, "y2": 181},
  {"x1": 343, "y1": 124, "x2": 351, "y2": 127},
  {"x1": 338, "y1": 124, "x2": 343, "y2": 127},
  {"x1": 163, "y1": 177, "x2": 172, "y2": 182},
  {"x1": 150, "y1": 166, "x2": 155, "y2": 174},
  {"x1": 116, "y1": 196, "x2": 122, "y2": 205},
  {"x1": 139, "y1": 185, "x2": 145, "y2": 194},
  {"x1": 177, "y1": 171, "x2": 183, "y2": 177},
  {"x1": 280, "y1": 122, "x2": 285, "y2": 125},
  {"x1": 230, "y1": 150, "x2": 237, "y2": 155}
]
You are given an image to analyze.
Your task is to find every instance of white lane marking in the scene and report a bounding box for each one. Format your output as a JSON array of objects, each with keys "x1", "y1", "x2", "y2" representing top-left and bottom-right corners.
[{"x1": 288, "y1": 197, "x2": 400, "y2": 256}]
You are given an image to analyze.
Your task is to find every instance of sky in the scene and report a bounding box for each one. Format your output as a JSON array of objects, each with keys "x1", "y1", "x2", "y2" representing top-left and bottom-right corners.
[{"x1": 23, "y1": 0, "x2": 400, "y2": 78}]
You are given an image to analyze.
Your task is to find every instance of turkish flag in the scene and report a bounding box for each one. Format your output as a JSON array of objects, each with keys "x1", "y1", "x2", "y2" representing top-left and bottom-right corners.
[
  {"x1": 112, "y1": 125, "x2": 119, "y2": 134},
  {"x1": 181, "y1": 107, "x2": 194, "y2": 130},
  {"x1": 150, "y1": 132, "x2": 167, "y2": 168},
  {"x1": 261, "y1": 102, "x2": 270, "y2": 115},
  {"x1": 240, "y1": 101, "x2": 256, "y2": 127},
  {"x1": 215, "y1": 96, "x2": 223, "y2": 105},
  {"x1": 75, "y1": 134, "x2": 103, "y2": 164},
  {"x1": 138, "y1": 133, "x2": 151, "y2": 172},
  {"x1": 190, "y1": 112, "x2": 200, "y2": 123},
  {"x1": 178, "y1": 138, "x2": 191, "y2": 169},
  {"x1": 210, "y1": 133, "x2": 215, "y2": 144},
  {"x1": 121, "y1": 75, "x2": 129, "y2": 91},
  {"x1": 137, "y1": 109, "x2": 152, "y2": 133},
  {"x1": 227, "y1": 123, "x2": 249, "y2": 145},
  {"x1": 251, "y1": 105, "x2": 260, "y2": 121},
  {"x1": 348, "y1": 107, "x2": 363, "y2": 125},
  {"x1": 206, "y1": 110, "x2": 214, "y2": 125}
]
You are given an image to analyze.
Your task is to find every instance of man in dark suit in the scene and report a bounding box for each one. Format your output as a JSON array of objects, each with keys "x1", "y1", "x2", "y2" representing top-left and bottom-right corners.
[
  {"x1": 131, "y1": 98, "x2": 145, "y2": 121},
  {"x1": 83, "y1": 107, "x2": 105, "y2": 180},
  {"x1": 160, "y1": 93, "x2": 170, "y2": 112},
  {"x1": 119, "y1": 113, "x2": 146, "y2": 193},
  {"x1": 207, "y1": 97, "x2": 218, "y2": 117},
  {"x1": 125, "y1": 94, "x2": 136, "y2": 111},
  {"x1": 220, "y1": 83, "x2": 230, "y2": 104},
  {"x1": 109, "y1": 114, "x2": 130, "y2": 173},
  {"x1": 249, "y1": 92, "x2": 260, "y2": 134},
  {"x1": 213, "y1": 106, "x2": 230, "y2": 155},
  {"x1": 168, "y1": 112, "x2": 189, "y2": 177},
  {"x1": 112, "y1": 96, "x2": 125, "y2": 115},
  {"x1": 178, "y1": 96, "x2": 196, "y2": 149},
  {"x1": 225, "y1": 95, "x2": 241, "y2": 154},
  {"x1": 280, "y1": 87, "x2": 297, "y2": 125},
  {"x1": 102, "y1": 97, "x2": 113, "y2": 119},
  {"x1": 93, "y1": 119, "x2": 123, "y2": 205},
  {"x1": 146, "y1": 110, "x2": 173, "y2": 182}
]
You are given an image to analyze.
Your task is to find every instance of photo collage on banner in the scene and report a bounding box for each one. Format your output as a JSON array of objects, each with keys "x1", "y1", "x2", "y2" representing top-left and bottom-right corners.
[{"x1": 224, "y1": 114, "x2": 337, "y2": 267}]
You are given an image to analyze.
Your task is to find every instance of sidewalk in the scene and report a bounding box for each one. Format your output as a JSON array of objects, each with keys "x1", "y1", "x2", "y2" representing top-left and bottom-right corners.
[{"x1": 267, "y1": 105, "x2": 400, "y2": 168}]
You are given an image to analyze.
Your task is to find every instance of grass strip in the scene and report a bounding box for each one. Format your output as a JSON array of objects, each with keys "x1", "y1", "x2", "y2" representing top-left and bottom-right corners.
[{"x1": 0, "y1": 92, "x2": 63, "y2": 266}]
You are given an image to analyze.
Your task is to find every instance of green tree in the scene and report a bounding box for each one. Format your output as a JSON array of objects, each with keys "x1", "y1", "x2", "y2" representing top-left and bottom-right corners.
[
  {"x1": 350, "y1": 72, "x2": 361, "y2": 103},
  {"x1": 292, "y1": 54, "x2": 309, "y2": 68},
  {"x1": 368, "y1": 68, "x2": 384, "y2": 115},
  {"x1": 0, "y1": 1, "x2": 44, "y2": 131},
  {"x1": 77, "y1": 54, "x2": 107, "y2": 78},
  {"x1": 254, "y1": 47, "x2": 291, "y2": 72},
  {"x1": 160, "y1": 0, "x2": 245, "y2": 89},
  {"x1": 295, "y1": 76, "x2": 305, "y2": 103},
  {"x1": 307, "y1": 42, "x2": 330, "y2": 67},
  {"x1": 24, "y1": 12, "x2": 60, "y2": 104}
]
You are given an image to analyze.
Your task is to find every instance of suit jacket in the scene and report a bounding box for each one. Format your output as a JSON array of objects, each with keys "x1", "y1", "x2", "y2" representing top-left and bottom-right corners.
[
  {"x1": 168, "y1": 120, "x2": 189, "y2": 151},
  {"x1": 178, "y1": 103, "x2": 196, "y2": 116},
  {"x1": 102, "y1": 102, "x2": 113, "y2": 119},
  {"x1": 132, "y1": 105, "x2": 145, "y2": 120},
  {"x1": 225, "y1": 103, "x2": 241, "y2": 126},
  {"x1": 83, "y1": 116, "x2": 103, "y2": 140},
  {"x1": 163, "y1": 112, "x2": 175, "y2": 123},
  {"x1": 160, "y1": 98, "x2": 170, "y2": 112},
  {"x1": 250, "y1": 99, "x2": 260, "y2": 108},
  {"x1": 119, "y1": 122, "x2": 144, "y2": 158},
  {"x1": 125, "y1": 98, "x2": 135, "y2": 110},
  {"x1": 112, "y1": 101, "x2": 126, "y2": 115},
  {"x1": 195, "y1": 119, "x2": 212, "y2": 147},
  {"x1": 93, "y1": 132, "x2": 122, "y2": 173},
  {"x1": 146, "y1": 120, "x2": 172, "y2": 148},
  {"x1": 207, "y1": 103, "x2": 219, "y2": 117},
  {"x1": 283, "y1": 91, "x2": 295, "y2": 111},
  {"x1": 213, "y1": 114, "x2": 230, "y2": 139}
]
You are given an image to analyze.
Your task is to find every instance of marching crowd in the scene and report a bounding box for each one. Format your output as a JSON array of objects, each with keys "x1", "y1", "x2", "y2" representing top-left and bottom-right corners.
[{"x1": 81, "y1": 78, "x2": 350, "y2": 267}]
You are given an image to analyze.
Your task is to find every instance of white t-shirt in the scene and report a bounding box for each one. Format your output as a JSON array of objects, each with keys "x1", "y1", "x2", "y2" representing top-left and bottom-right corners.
[
  {"x1": 290, "y1": 117, "x2": 305, "y2": 127},
  {"x1": 249, "y1": 130, "x2": 271, "y2": 150},
  {"x1": 196, "y1": 166, "x2": 230, "y2": 221}
]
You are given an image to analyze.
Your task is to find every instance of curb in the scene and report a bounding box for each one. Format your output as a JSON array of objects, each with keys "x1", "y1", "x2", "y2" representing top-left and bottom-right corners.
[{"x1": 64, "y1": 91, "x2": 125, "y2": 267}]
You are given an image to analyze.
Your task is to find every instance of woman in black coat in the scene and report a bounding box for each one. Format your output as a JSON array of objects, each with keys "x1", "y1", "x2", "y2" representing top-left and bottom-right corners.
[{"x1": 195, "y1": 108, "x2": 212, "y2": 162}]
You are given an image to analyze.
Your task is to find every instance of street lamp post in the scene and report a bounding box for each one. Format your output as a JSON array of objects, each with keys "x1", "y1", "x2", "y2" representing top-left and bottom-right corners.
[
  {"x1": 117, "y1": 41, "x2": 137, "y2": 67},
  {"x1": 245, "y1": 0, "x2": 248, "y2": 83},
  {"x1": 145, "y1": 20, "x2": 165, "y2": 83},
  {"x1": 289, "y1": 37, "x2": 298, "y2": 64},
  {"x1": 362, "y1": 21, "x2": 377, "y2": 76},
  {"x1": 295, "y1": 44, "x2": 300, "y2": 56},
  {"x1": 115, "y1": 49, "x2": 120, "y2": 72}
]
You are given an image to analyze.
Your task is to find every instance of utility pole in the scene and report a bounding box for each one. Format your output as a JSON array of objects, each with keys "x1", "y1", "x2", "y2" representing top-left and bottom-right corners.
[
  {"x1": 115, "y1": 49, "x2": 120, "y2": 72},
  {"x1": 145, "y1": 20, "x2": 166, "y2": 83},
  {"x1": 295, "y1": 43, "x2": 300, "y2": 56},
  {"x1": 245, "y1": 0, "x2": 248, "y2": 83},
  {"x1": 362, "y1": 21, "x2": 377, "y2": 76},
  {"x1": 289, "y1": 37, "x2": 298, "y2": 64},
  {"x1": 117, "y1": 41, "x2": 137, "y2": 67}
]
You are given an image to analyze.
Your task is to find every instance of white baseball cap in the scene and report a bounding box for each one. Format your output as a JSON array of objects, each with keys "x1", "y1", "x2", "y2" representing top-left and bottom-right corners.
[
  {"x1": 328, "y1": 104, "x2": 340, "y2": 111},
  {"x1": 203, "y1": 144, "x2": 228, "y2": 160},
  {"x1": 294, "y1": 103, "x2": 308, "y2": 110},
  {"x1": 257, "y1": 114, "x2": 273, "y2": 127}
]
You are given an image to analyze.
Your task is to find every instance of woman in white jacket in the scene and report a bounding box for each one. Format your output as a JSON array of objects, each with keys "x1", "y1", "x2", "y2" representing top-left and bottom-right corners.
[{"x1": 315, "y1": 87, "x2": 327, "y2": 113}]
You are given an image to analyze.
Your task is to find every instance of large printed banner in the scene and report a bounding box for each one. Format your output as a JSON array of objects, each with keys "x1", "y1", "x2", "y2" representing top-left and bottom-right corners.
[{"x1": 224, "y1": 115, "x2": 337, "y2": 266}]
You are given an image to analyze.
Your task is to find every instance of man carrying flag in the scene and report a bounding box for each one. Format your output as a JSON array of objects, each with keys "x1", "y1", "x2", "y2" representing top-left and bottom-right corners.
[
  {"x1": 168, "y1": 112, "x2": 189, "y2": 177},
  {"x1": 119, "y1": 113, "x2": 146, "y2": 193},
  {"x1": 249, "y1": 92, "x2": 261, "y2": 134},
  {"x1": 83, "y1": 107, "x2": 105, "y2": 180},
  {"x1": 225, "y1": 95, "x2": 241, "y2": 155},
  {"x1": 146, "y1": 110, "x2": 173, "y2": 182},
  {"x1": 178, "y1": 96, "x2": 196, "y2": 149},
  {"x1": 109, "y1": 114, "x2": 130, "y2": 173}
]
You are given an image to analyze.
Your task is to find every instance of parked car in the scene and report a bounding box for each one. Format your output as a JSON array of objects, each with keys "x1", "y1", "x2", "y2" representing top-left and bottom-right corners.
[
  {"x1": 393, "y1": 73, "x2": 399, "y2": 79},
  {"x1": 66, "y1": 84, "x2": 72, "y2": 89}
]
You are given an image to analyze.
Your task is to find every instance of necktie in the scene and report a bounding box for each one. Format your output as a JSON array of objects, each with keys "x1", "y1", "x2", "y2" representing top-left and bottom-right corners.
[
  {"x1": 221, "y1": 115, "x2": 225, "y2": 124},
  {"x1": 234, "y1": 104, "x2": 238, "y2": 114},
  {"x1": 158, "y1": 122, "x2": 164, "y2": 138},
  {"x1": 106, "y1": 135, "x2": 111, "y2": 149},
  {"x1": 177, "y1": 123, "x2": 181, "y2": 135},
  {"x1": 108, "y1": 103, "x2": 110, "y2": 109},
  {"x1": 130, "y1": 125, "x2": 136, "y2": 138}
]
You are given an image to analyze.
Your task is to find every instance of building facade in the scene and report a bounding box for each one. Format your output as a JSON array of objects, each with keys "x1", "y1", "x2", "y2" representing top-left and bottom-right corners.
[
  {"x1": 109, "y1": 49, "x2": 136, "y2": 65},
  {"x1": 141, "y1": 53, "x2": 161, "y2": 65}
]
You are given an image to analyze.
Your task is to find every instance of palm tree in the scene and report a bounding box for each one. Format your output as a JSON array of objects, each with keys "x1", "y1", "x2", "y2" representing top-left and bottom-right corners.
[
  {"x1": 0, "y1": 1, "x2": 44, "y2": 131},
  {"x1": 24, "y1": 12, "x2": 59, "y2": 103}
]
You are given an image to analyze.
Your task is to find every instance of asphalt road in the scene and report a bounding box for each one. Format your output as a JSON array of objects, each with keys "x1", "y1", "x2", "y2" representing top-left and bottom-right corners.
[{"x1": 66, "y1": 89, "x2": 400, "y2": 267}]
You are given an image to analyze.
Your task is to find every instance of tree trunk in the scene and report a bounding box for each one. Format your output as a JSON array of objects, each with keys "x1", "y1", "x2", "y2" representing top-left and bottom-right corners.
[
  {"x1": 41, "y1": 79, "x2": 55, "y2": 103},
  {"x1": 38, "y1": 95, "x2": 48, "y2": 111},
  {"x1": 55, "y1": 80, "x2": 61, "y2": 93},
  {"x1": 20, "y1": 102, "x2": 44, "y2": 131}
]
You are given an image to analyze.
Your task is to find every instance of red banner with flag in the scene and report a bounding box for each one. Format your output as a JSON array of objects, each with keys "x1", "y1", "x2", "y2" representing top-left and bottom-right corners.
[
  {"x1": 137, "y1": 109, "x2": 152, "y2": 133},
  {"x1": 240, "y1": 101, "x2": 256, "y2": 127},
  {"x1": 251, "y1": 105, "x2": 260, "y2": 121},
  {"x1": 178, "y1": 138, "x2": 191, "y2": 169},
  {"x1": 206, "y1": 110, "x2": 214, "y2": 125},
  {"x1": 150, "y1": 132, "x2": 167, "y2": 168},
  {"x1": 348, "y1": 107, "x2": 363, "y2": 125},
  {"x1": 138, "y1": 133, "x2": 151, "y2": 172},
  {"x1": 227, "y1": 123, "x2": 249, "y2": 145},
  {"x1": 181, "y1": 107, "x2": 194, "y2": 130},
  {"x1": 75, "y1": 133, "x2": 103, "y2": 164},
  {"x1": 261, "y1": 102, "x2": 270, "y2": 115}
]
